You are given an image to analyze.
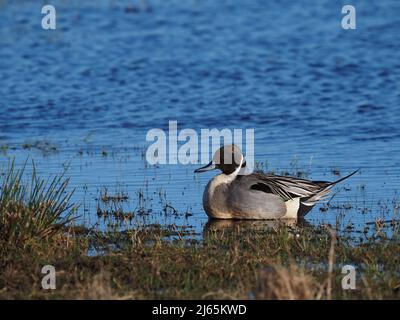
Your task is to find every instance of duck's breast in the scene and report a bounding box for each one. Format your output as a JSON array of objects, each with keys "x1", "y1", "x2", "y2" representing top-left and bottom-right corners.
[{"x1": 202, "y1": 175, "x2": 232, "y2": 219}]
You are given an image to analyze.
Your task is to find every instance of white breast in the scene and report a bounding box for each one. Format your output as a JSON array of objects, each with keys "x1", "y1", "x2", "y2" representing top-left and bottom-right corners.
[
  {"x1": 202, "y1": 174, "x2": 230, "y2": 218},
  {"x1": 202, "y1": 155, "x2": 244, "y2": 219}
]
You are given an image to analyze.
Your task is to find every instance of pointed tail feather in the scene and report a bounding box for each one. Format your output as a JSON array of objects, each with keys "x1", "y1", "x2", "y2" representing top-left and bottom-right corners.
[
  {"x1": 328, "y1": 169, "x2": 360, "y2": 187},
  {"x1": 302, "y1": 169, "x2": 359, "y2": 207}
]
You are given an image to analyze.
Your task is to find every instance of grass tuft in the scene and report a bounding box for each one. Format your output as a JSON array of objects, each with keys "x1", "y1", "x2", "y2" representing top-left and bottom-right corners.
[{"x1": 0, "y1": 158, "x2": 77, "y2": 247}]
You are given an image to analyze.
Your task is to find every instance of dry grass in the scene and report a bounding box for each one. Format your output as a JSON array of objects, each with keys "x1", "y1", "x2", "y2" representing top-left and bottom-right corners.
[{"x1": 255, "y1": 263, "x2": 322, "y2": 300}]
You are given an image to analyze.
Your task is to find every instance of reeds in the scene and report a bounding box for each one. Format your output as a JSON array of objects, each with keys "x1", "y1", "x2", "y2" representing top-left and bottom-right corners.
[{"x1": 0, "y1": 159, "x2": 76, "y2": 246}]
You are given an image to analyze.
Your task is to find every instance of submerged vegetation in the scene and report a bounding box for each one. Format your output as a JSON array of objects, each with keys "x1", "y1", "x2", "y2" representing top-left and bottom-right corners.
[{"x1": 0, "y1": 161, "x2": 399, "y2": 300}]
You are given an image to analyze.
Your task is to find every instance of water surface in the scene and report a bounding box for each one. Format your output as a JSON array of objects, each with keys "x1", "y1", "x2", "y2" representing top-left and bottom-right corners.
[{"x1": 1, "y1": 0, "x2": 399, "y2": 237}]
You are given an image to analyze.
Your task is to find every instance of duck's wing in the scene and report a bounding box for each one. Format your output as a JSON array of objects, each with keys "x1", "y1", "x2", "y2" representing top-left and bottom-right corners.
[
  {"x1": 240, "y1": 173, "x2": 327, "y2": 201},
  {"x1": 242, "y1": 169, "x2": 358, "y2": 206}
]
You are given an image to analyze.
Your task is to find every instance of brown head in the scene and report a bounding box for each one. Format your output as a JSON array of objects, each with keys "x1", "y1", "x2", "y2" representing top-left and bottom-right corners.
[{"x1": 194, "y1": 144, "x2": 246, "y2": 175}]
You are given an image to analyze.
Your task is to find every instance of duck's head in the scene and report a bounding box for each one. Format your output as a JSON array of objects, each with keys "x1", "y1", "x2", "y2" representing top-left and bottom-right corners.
[{"x1": 194, "y1": 144, "x2": 246, "y2": 175}]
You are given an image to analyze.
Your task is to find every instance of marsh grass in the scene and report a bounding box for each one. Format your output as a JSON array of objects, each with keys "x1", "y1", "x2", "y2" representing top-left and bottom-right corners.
[
  {"x1": 0, "y1": 159, "x2": 77, "y2": 247},
  {"x1": 1, "y1": 220, "x2": 399, "y2": 299}
]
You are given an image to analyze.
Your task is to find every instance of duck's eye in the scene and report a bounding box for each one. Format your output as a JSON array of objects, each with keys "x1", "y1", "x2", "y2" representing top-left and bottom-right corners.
[{"x1": 241, "y1": 161, "x2": 246, "y2": 168}]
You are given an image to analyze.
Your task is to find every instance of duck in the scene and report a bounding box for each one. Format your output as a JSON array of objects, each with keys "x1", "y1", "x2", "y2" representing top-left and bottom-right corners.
[{"x1": 194, "y1": 145, "x2": 358, "y2": 220}]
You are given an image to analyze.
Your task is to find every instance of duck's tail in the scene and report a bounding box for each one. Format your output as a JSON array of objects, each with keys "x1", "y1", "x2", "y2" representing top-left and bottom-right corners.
[
  {"x1": 301, "y1": 169, "x2": 360, "y2": 208},
  {"x1": 328, "y1": 169, "x2": 360, "y2": 187}
]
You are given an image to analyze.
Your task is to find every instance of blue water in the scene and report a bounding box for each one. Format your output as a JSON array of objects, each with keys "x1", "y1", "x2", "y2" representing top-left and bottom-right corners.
[{"x1": 1, "y1": 0, "x2": 400, "y2": 236}]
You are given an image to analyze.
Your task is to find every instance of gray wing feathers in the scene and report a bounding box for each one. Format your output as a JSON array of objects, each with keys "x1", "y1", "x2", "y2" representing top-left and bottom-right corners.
[
  {"x1": 242, "y1": 170, "x2": 358, "y2": 207},
  {"x1": 228, "y1": 177, "x2": 287, "y2": 219},
  {"x1": 246, "y1": 173, "x2": 330, "y2": 201}
]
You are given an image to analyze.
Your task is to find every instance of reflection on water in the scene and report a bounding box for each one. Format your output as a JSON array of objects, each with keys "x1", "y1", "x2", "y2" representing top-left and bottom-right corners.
[
  {"x1": 204, "y1": 218, "x2": 299, "y2": 233},
  {"x1": 203, "y1": 218, "x2": 318, "y2": 238}
]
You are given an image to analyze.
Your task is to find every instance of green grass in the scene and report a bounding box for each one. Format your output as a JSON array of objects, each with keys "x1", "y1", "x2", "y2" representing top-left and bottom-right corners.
[
  {"x1": 0, "y1": 159, "x2": 76, "y2": 247},
  {"x1": 1, "y1": 221, "x2": 399, "y2": 299}
]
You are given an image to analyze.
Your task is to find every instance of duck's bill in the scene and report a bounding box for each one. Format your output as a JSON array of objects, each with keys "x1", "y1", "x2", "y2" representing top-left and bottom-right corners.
[{"x1": 194, "y1": 161, "x2": 216, "y2": 173}]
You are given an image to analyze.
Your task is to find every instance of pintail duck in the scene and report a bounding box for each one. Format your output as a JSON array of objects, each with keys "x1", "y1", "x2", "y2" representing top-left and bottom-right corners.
[{"x1": 195, "y1": 145, "x2": 358, "y2": 220}]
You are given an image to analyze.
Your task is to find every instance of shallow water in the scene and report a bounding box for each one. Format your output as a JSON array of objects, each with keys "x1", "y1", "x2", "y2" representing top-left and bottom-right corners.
[{"x1": 1, "y1": 0, "x2": 399, "y2": 237}]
